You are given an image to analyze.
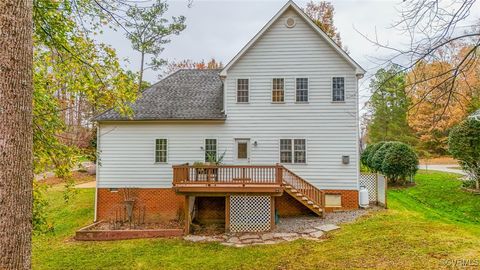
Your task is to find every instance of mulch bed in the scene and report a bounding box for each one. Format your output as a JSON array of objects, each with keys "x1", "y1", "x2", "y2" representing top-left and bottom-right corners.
[
  {"x1": 90, "y1": 220, "x2": 181, "y2": 231},
  {"x1": 75, "y1": 220, "x2": 184, "y2": 241}
]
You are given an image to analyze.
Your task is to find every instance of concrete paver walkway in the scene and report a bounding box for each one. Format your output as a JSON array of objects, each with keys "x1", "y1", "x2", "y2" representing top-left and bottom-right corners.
[{"x1": 75, "y1": 181, "x2": 96, "y2": 188}]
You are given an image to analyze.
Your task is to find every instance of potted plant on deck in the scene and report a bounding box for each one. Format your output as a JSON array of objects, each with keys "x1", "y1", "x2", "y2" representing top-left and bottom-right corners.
[{"x1": 193, "y1": 151, "x2": 226, "y2": 181}]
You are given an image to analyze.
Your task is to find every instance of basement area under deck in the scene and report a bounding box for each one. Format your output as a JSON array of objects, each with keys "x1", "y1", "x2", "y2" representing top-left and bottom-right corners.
[{"x1": 173, "y1": 164, "x2": 326, "y2": 233}]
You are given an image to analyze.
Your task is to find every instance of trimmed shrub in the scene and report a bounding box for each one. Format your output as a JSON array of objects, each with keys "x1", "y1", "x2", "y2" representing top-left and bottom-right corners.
[
  {"x1": 371, "y1": 142, "x2": 396, "y2": 172},
  {"x1": 448, "y1": 118, "x2": 480, "y2": 189},
  {"x1": 381, "y1": 142, "x2": 418, "y2": 184},
  {"x1": 366, "y1": 141, "x2": 386, "y2": 171},
  {"x1": 360, "y1": 144, "x2": 374, "y2": 168}
]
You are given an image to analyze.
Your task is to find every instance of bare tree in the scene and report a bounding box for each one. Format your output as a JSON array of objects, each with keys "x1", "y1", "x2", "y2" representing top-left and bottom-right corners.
[
  {"x1": 165, "y1": 58, "x2": 224, "y2": 75},
  {"x1": 362, "y1": 0, "x2": 480, "y2": 126},
  {"x1": 124, "y1": 0, "x2": 186, "y2": 92},
  {"x1": 0, "y1": 0, "x2": 34, "y2": 269}
]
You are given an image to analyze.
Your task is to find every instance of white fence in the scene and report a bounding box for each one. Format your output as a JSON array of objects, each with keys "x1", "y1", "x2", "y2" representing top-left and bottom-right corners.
[{"x1": 359, "y1": 173, "x2": 387, "y2": 207}]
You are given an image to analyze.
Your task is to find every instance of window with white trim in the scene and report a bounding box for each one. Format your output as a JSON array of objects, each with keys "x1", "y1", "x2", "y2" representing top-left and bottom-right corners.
[
  {"x1": 272, "y1": 78, "x2": 284, "y2": 102},
  {"x1": 332, "y1": 77, "x2": 345, "y2": 102},
  {"x1": 205, "y1": 139, "x2": 217, "y2": 162},
  {"x1": 280, "y1": 139, "x2": 292, "y2": 163},
  {"x1": 280, "y1": 139, "x2": 306, "y2": 164},
  {"x1": 294, "y1": 139, "x2": 306, "y2": 163},
  {"x1": 296, "y1": 78, "x2": 308, "y2": 102},
  {"x1": 237, "y1": 79, "x2": 249, "y2": 103},
  {"x1": 155, "y1": 139, "x2": 167, "y2": 163}
]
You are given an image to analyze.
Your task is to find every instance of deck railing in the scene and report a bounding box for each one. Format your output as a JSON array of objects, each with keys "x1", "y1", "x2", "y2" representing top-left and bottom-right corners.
[
  {"x1": 172, "y1": 163, "x2": 324, "y2": 209},
  {"x1": 282, "y1": 167, "x2": 325, "y2": 208},
  {"x1": 172, "y1": 164, "x2": 283, "y2": 186}
]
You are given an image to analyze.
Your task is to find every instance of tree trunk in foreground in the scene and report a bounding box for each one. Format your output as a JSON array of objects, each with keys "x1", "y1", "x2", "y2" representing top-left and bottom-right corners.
[{"x1": 0, "y1": 0, "x2": 34, "y2": 269}]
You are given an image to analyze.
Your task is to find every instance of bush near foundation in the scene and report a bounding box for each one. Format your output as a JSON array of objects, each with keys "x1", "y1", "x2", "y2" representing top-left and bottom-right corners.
[{"x1": 361, "y1": 141, "x2": 418, "y2": 184}]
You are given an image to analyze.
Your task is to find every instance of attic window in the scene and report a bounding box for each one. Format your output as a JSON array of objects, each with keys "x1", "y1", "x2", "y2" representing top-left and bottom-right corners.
[{"x1": 285, "y1": 17, "x2": 296, "y2": 28}]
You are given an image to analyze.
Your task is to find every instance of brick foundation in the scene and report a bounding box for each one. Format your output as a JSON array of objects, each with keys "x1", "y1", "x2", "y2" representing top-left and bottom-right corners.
[
  {"x1": 96, "y1": 188, "x2": 359, "y2": 223},
  {"x1": 275, "y1": 193, "x2": 314, "y2": 217},
  {"x1": 323, "y1": 189, "x2": 359, "y2": 212},
  {"x1": 96, "y1": 188, "x2": 184, "y2": 223}
]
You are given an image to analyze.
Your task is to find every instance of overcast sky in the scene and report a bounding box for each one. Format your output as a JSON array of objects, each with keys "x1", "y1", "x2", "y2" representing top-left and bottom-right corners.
[{"x1": 97, "y1": 0, "x2": 480, "y2": 107}]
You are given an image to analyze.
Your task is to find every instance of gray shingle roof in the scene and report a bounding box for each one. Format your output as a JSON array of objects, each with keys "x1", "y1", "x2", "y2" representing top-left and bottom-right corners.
[{"x1": 93, "y1": 69, "x2": 225, "y2": 121}]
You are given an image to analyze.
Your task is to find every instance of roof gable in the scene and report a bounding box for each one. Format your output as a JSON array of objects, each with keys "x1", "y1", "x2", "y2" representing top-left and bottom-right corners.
[{"x1": 220, "y1": 0, "x2": 365, "y2": 76}]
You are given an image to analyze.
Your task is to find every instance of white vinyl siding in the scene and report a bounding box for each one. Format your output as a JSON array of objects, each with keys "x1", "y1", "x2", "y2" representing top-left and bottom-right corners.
[
  {"x1": 97, "y1": 8, "x2": 359, "y2": 190},
  {"x1": 225, "y1": 8, "x2": 358, "y2": 190}
]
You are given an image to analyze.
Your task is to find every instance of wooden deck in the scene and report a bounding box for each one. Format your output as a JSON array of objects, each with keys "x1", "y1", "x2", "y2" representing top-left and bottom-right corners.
[
  {"x1": 172, "y1": 164, "x2": 284, "y2": 194},
  {"x1": 172, "y1": 164, "x2": 325, "y2": 217}
]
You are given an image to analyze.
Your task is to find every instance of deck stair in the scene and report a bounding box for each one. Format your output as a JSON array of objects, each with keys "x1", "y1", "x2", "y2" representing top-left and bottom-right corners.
[{"x1": 281, "y1": 166, "x2": 325, "y2": 217}]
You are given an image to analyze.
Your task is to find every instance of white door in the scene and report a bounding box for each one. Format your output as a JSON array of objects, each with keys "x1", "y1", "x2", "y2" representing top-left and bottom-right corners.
[{"x1": 235, "y1": 139, "x2": 250, "y2": 163}]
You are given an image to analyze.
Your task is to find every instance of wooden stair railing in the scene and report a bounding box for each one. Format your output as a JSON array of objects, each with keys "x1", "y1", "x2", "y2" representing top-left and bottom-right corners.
[{"x1": 281, "y1": 166, "x2": 325, "y2": 217}]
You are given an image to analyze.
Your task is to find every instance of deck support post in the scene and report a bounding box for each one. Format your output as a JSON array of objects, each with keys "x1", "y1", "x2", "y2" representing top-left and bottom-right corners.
[
  {"x1": 225, "y1": 195, "x2": 230, "y2": 233},
  {"x1": 270, "y1": 196, "x2": 276, "y2": 230},
  {"x1": 184, "y1": 195, "x2": 190, "y2": 235}
]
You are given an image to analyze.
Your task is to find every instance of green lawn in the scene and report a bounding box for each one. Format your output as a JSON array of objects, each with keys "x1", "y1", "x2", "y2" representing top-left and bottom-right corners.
[{"x1": 33, "y1": 171, "x2": 480, "y2": 269}]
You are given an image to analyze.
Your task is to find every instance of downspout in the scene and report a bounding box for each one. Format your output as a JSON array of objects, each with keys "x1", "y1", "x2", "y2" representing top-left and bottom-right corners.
[
  {"x1": 94, "y1": 124, "x2": 100, "y2": 222},
  {"x1": 355, "y1": 74, "x2": 363, "y2": 199},
  {"x1": 220, "y1": 74, "x2": 227, "y2": 116}
]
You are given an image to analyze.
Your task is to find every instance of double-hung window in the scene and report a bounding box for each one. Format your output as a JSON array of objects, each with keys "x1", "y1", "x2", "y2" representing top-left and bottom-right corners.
[
  {"x1": 332, "y1": 77, "x2": 345, "y2": 102},
  {"x1": 205, "y1": 139, "x2": 217, "y2": 162},
  {"x1": 272, "y1": 78, "x2": 285, "y2": 102},
  {"x1": 280, "y1": 139, "x2": 306, "y2": 164},
  {"x1": 237, "y1": 79, "x2": 249, "y2": 103},
  {"x1": 155, "y1": 139, "x2": 168, "y2": 163},
  {"x1": 296, "y1": 78, "x2": 308, "y2": 102}
]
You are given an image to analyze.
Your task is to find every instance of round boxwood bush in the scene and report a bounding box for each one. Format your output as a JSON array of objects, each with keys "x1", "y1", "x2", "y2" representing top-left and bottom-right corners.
[
  {"x1": 361, "y1": 144, "x2": 374, "y2": 168},
  {"x1": 366, "y1": 141, "x2": 386, "y2": 171},
  {"x1": 381, "y1": 142, "x2": 418, "y2": 184},
  {"x1": 448, "y1": 118, "x2": 480, "y2": 189},
  {"x1": 371, "y1": 142, "x2": 396, "y2": 172}
]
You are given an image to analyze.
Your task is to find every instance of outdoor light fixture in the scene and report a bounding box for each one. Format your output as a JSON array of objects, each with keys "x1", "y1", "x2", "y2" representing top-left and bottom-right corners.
[
  {"x1": 342, "y1": 155, "x2": 350, "y2": 164},
  {"x1": 253, "y1": 141, "x2": 258, "y2": 147}
]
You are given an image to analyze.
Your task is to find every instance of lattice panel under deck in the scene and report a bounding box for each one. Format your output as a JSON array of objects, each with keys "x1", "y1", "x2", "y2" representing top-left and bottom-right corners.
[{"x1": 229, "y1": 195, "x2": 271, "y2": 232}]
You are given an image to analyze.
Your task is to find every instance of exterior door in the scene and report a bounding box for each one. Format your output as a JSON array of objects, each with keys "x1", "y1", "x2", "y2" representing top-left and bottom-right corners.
[{"x1": 235, "y1": 139, "x2": 250, "y2": 163}]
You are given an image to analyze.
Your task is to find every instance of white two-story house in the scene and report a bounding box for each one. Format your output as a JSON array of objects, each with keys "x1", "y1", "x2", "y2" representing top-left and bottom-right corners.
[{"x1": 93, "y1": 0, "x2": 365, "y2": 233}]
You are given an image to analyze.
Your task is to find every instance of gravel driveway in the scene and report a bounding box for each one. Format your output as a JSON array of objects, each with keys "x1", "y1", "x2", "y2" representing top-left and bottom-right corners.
[{"x1": 419, "y1": 164, "x2": 467, "y2": 176}]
